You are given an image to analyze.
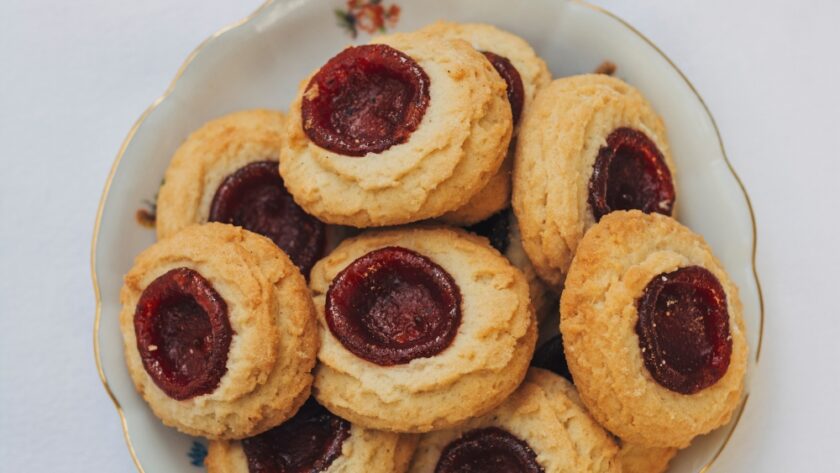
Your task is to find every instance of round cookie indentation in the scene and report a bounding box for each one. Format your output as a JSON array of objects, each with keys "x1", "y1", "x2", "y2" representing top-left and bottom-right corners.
[
  {"x1": 465, "y1": 209, "x2": 511, "y2": 254},
  {"x1": 301, "y1": 44, "x2": 431, "y2": 157},
  {"x1": 482, "y1": 51, "x2": 525, "y2": 125},
  {"x1": 325, "y1": 246, "x2": 462, "y2": 366},
  {"x1": 242, "y1": 398, "x2": 351, "y2": 473},
  {"x1": 588, "y1": 127, "x2": 675, "y2": 221},
  {"x1": 636, "y1": 266, "x2": 732, "y2": 394},
  {"x1": 208, "y1": 160, "x2": 326, "y2": 276},
  {"x1": 435, "y1": 427, "x2": 544, "y2": 473},
  {"x1": 134, "y1": 267, "x2": 232, "y2": 400}
]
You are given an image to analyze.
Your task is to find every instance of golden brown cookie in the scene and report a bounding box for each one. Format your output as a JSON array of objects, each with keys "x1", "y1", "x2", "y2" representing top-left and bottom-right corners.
[
  {"x1": 513, "y1": 74, "x2": 676, "y2": 289},
  {"x1": 281, "y1": 32, "x2": 512, "y2": 227},
  {"x1": 119, "y1": 223, "x2": 318, "y2": 439},
  {"x1": 560, "y1": 211, "x2": 747, "y2": 447},
  {"x1": 617, "y1": 442, "x2": 677, "y2": 473},
  {"x1": 206, "y1": 398, "x2": 417, "y2": 473},
  {"x1": 421, "y1": 21, "x2": 551, "y2": 225},
  {"x1": 309, "y1": 226, "x2": 537, "y2": 433},
  {"x1": 155, "y1": 109, "x2": 340, "y2": 276},
  {"x1": 408, "y1": 368, "x2": 620, "y2": 473}
]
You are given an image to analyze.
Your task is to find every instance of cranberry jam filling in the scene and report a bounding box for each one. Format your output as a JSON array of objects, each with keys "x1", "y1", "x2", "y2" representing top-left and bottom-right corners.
[
  {"x1": 435, "y1": 427, "x2": 544, "y2": 473},
  {"x1": 481, "y1": 51, "x2": 525, "y2": 125},
  {"x1": 636, "y1": 266, "x2": 732, "y2": 394},
  {"x1": 325, "y1": 246, "x2": 462, "y2": 366},
  {"x1": 531, "y1": 334, "x2": 573, "y2": 382},
  {"x1": 588, "y1": 127, "x2": 675, "y2": 221},
  {"x1": 134, "y1": 267, "x2": 232, "y2": 400},
  {"x1": 301, "y1": 44, "x2": 430, "y2": 157},
  {"x1": 208, "y1": 160, "x2": 326, "y2": 276},
  {"x1": 465, "y1": 210, "x2": 511, "y2": 254},
  {"x1": 242, "y1": 398, "x2": 351, "y2": 473}
]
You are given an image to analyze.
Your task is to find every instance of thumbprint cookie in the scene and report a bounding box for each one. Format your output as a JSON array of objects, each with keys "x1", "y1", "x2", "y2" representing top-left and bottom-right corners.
[
  {"x1": 464, "y1": 209, "x2": 554, "y2": 322},
  {"x1": 560, "y1": 211, "x2": 747, "y2": 447},
  {"x1": 155, "y1": 110, "x2": 329, "y2": 277},
  {"x1": 408, "y1": 368, "x2": 620, "y2": 473},
  {"x1": 513, "y1": 74, "x2": 676, "y2": 288},
  {"x1": 280, "y1": 31, "x2": 513, "y2": 227},
  {"x1": 119, "y1": 223, "x2": 318, "y2": 439},
  {"x1": 419, "y1": 22, "x2": 551, "y2": 225},
  {"x1": 206, "y1": 398, "x2": 417, "y2": 473},
  {"x1": 309, "y1": 226, "x2": 537, "y2": 433}
]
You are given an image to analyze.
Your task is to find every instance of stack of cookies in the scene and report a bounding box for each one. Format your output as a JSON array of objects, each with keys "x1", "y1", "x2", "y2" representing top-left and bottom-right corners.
[{"x1": 119, "y1": 20, "x2": 748, "y2": 473}]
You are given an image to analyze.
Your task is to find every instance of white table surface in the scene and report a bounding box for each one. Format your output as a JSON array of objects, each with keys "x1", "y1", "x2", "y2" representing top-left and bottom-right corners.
[{"x1": 1, "y1": 0, "x2": 837, "y2": 471}]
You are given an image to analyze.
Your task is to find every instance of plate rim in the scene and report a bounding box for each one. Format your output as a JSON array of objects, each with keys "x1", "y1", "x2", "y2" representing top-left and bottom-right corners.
[{"x1": 90, "y1": 1, "x2": 765, "y2": 471}]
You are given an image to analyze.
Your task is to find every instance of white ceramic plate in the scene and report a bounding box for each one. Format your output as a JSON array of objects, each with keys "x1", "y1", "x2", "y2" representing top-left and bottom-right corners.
[{"x1": 92, "y1": 0, "x2": 764, "y2": 471}]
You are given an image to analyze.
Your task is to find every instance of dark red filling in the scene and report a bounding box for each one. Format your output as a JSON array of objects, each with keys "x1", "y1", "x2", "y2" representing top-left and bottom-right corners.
[
  {"x1": 242, "y1": 398, "x2": 351, "y2": 473},
  {"x1": 465, "y1": 210, "x2": 511, "y2": 254},
  {"x1": 325, "y1": 246, "x2": 462, "y2": 366},
  {"x1": 301, "y1": 44, "x2": 430, "y2": 157},
  {"x1": 588, "y1": 127, "x2": 675, "y2": 221},
  {"x1": 636, "y1": 266, "x2": 732, "y2": 394},
  {"x1": 134, "y1": 267, "x2": 232, "y2": 400},
  {"x1": 531, "y1": 334, "x2": 573, "y2": 382},
  {"x1": 208, "y1": 160, "x2": 325, "y2": 277},
  {"x1": 481, "y1": 51, "x2": 525, "y2": 125},
  {"x1": 435, "y1": 427, "x2": 544, "y2": 473}
]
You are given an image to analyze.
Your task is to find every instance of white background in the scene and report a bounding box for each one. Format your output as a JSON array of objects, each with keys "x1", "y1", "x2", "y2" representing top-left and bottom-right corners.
[{"x1": 1, "y1": 0, "x2": 838, "y2": 471}]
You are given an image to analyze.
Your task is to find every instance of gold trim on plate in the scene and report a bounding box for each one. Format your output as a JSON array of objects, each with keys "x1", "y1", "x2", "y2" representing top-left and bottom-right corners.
[
  {"x1": 572, "y1": 2, "x2": 765, "y2": 471},
  {"x1": 92, "y1": 1, "x2": 765, "y2": 472}
]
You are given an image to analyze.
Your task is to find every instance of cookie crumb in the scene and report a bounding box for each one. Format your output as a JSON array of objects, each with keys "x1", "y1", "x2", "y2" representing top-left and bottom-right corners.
[
  {"x1": 136, "y1": 209, "x2": 156, "y2": 228},
  {"x1": 594, "y1": 61, "x2": 617, "y2": 76}
]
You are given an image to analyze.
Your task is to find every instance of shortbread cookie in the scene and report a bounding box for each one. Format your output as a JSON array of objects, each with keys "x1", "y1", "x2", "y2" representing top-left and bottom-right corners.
[
  {"x1": 425, "y1": 21, "x2": 552, "y2": 225},
  {"x1": 560, "y1": 211, "x2": 747, "y2": 447},
  {"x1": 464, "y1": 209, "x2": 554, "y2": 322},
  {"x1": 309, "y1": 226, "x2": 537, "y2": 433},
  {"x1": 206, "y1": 398, "x2": 417, "y2": 473},
  {"x1": 513, "y1": 74, "x2": 676, "y2": 288},
  {"x1": 119, "y1": 223, "x2": 318, "y2": 439},
  {"x1": 281, "y1": 32, "x2": 512, "y2": 227},
  {"x1": 408, "y1": 368, "x2": 620, "y2": 473},
  {"x1": 156, "y1": 109, "x2": 331, "y2": 276}
]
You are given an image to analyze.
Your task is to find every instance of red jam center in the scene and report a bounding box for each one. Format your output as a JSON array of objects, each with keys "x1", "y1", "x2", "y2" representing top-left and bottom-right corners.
[
  {"x1": 325, "y1": 246, "x2": 462, "y2": 366},
  {"x1": 636, "y1": 266, "x2": 732, "y2": 394},
  {"x1": 588, "y1": 127, "x2": 675, "y2": 221},
  {"x1": 134, "y1": 267, "x2": 232, "y2": 400},
  {"x1": 531, "y1": 334, "x2": 573, "y2": 382},
  {"x1": 208, "y1": 160, "x2": 326, "y2": 277},
  {"x1": 465, "y1": 210, "x2": 511, "y2": 254},
  {"x1": 242, "y1": 398, "x2": 351, "y2": 473},
  {"x1": 435, "y1": 427, "x2": 544, "y2": 473},
  {"x1": 481, "y1": 51, "x2": 525, "y2": 125},
  {"x1": 301, "y1": 44, "x2": 430, "y2": 157}
]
